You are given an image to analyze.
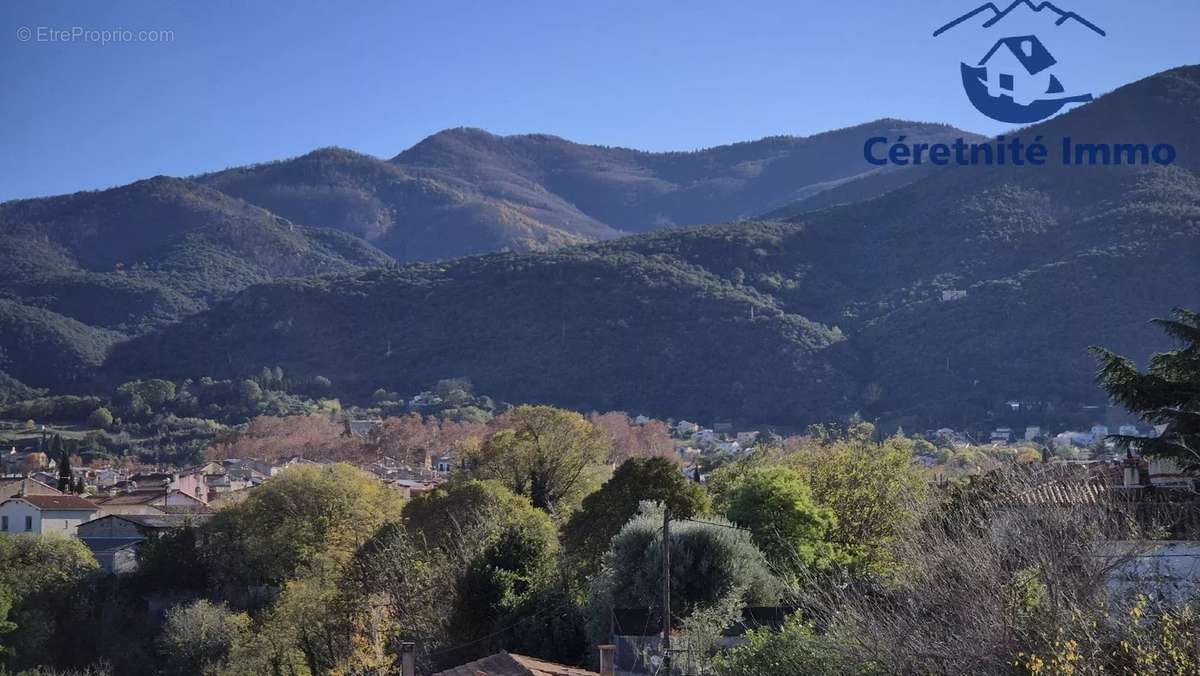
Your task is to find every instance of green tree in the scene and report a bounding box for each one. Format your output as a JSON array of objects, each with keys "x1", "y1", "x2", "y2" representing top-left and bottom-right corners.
[
  {"x1": 116, "y1": 379, "x2": 176, "y2": 412},
  {"x1": 203, "y1": 463, "x2": 404, "y2": 586},
  {"x1": 723, "y1": 466, "x2": 837, "y2": 580},
  {"x1": 237, "y1": 379, "x2": 262, "y2": 407},
  {"x1": 596, "y1": 506, "x2": 781, "y2": 624},
  {"x1": 0, "y1": 535, "x2": 98, "y2": 668},
  {"x1": 1092, "y1": 307, "x2": 1200, "y2": 470},
  {"x1": 403, "y1": 479, "x2": 556, "y2": 563},
  {"x1": 785, "y1": 432, "x2": 930, "y2": 573},
  {"x1": 449, "y1": 525, "x2": 558, "y2": 649},
  {"x1": 85, "y1": 407, "x2": 113, "y2": 430},
  {"x1": 714, "y1": 613, "x2": 836, "y2": 676},
  {"x1": 156, "y1": 600, "x2": 249, "y2": 676},
  {"x1": 468, "y1": 406, "x2": 609, "y2": 516},
  {"x1": 562, "y1": 457, "x2": 710, "y2": 582}
]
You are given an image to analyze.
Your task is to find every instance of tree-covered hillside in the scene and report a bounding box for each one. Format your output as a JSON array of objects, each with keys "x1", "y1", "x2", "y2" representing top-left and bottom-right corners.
[
  {"x1": 104, "y1": 66, "x2": 1200, "y2": 428},
  {"x1": 0, "y1": 177, "x2": 393, "y2": 394},
  {"x1": 201, "y1": 120, "x2": 977, "y2": 262}
]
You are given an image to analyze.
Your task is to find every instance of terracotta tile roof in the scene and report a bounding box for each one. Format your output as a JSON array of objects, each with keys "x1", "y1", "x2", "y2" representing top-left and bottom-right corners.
[
  {"x1": 0, "y1": 477, "x2": 63, "y2": 499},
  {"x1": 92, "y1": 492, "x2": 164, "y2": 505},
  {"x1": 1014, "y1": 480, "x2": 1108, "y2": 506},
  {"x1": 432, "y1": 652, "x2": 598, "y2": 676},
  {"x1": 6, "y1": 494, "x2": 99, "y2": 510}
]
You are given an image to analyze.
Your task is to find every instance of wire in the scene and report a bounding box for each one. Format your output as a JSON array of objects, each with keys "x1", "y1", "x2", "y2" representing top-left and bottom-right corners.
[{"x1": 674, "y1": 516, "x2": 879, "y2": 547}]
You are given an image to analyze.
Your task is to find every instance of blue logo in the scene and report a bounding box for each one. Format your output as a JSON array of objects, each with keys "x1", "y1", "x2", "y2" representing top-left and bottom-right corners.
[{"x1": 934, "y1": 1, "x2": 1105, "y2": 123}]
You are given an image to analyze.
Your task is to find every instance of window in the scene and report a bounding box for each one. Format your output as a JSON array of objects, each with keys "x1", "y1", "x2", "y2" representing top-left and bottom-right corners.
[
  {"x1": 24, "y1": 515, "x2": 33, "y2": 531},
  {"x1": 999, "y1": 73, "x2": 1014, "y2": 91},
  {"x1": 1, "y1": 515, "x2": 7, "y2": 531}
]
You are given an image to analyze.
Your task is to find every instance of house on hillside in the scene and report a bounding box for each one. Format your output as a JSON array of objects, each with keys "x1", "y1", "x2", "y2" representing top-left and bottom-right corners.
[
  {"x1": 2, "y1": 449, "x2": 51, "y2": 475},
  {"x1": 0, "y1": 494, "x2": 99, "y2": 536},
  {"x1": 675, "y1": 421, "x2": 699, "y2": 436}
]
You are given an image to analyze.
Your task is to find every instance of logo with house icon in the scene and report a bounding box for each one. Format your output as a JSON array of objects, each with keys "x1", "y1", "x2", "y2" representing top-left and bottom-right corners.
[{"x1": 934, "y1": 1, "x2": 1106, "y2": 123}]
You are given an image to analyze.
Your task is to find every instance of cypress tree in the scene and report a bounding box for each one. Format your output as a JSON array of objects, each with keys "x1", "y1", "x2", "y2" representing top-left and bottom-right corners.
[{"x1": 57, "y1": 444, "x2": 71, "y2": 493}]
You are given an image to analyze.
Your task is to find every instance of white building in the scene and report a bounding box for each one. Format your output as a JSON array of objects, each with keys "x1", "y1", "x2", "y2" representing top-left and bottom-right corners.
[
  {"x1": 736, "y1": 431, "x2": 760, "y2": 446},
  {"x1": 0, "y1": 494, "x2": 99, "y2": 536}
]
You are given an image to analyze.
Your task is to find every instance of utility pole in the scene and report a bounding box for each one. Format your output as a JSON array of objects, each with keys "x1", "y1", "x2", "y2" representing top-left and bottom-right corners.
[{"x1": 662, "y1": 507, "x2": 671, "y2": 673}]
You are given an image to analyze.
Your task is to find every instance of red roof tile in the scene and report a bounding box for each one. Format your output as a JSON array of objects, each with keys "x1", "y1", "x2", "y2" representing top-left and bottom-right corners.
[
  {"x1": 432, "y1": 652, "x2": 598, "y2": 676},
  {"x1": 8, "y1": 494, "x2": 99, "y2": 510}
]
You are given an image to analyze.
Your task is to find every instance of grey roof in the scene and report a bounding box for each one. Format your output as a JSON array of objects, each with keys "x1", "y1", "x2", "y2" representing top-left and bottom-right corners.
[
  {"x1": 113, "y1": 513, "x2": 210, "y2": 529},
  {"x1": 79, "y1": 537, "x2": 144, "y2": 554}
]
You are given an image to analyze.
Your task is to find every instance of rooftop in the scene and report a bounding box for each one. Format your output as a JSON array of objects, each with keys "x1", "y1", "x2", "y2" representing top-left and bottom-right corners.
[
  {"x1": 432, "y1": 652, "x2": 598, "y2": 676},
  {"x1": 4, "y1": 494, "x2": 99, "y2": 510}
]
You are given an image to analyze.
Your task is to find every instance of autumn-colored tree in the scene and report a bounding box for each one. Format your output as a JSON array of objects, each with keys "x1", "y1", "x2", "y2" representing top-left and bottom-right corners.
[
  {"x1": 370, "y1": 413, "x2": 489, "y2": 468},
  {"x1": 204, "y1": 415, "x2": 363, "y2": 463},
  {"x1": 590, "y1": 411, "x2": 676, "y2": 463}
]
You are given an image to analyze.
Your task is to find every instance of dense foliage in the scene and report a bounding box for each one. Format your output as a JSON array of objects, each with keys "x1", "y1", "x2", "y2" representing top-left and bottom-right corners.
[
  {"x1": 96, "y1": 67, "x2": 1200, "y2": 428},
  {"x1": 1092, "y1": 307, "x2": 1200, "y2": 469}
]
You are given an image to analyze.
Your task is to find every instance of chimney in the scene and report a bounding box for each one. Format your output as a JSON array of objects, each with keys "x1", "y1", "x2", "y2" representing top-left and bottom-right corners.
[
  {"x1": 1122, "y1": 451, "x2": 1141, "y2": 487},
  {"x1": 599, "y1": 644, "x2": 616, "y2": 676},
  {"x1": 400, "y1": 642, "x2": 415, "y2": 676}
]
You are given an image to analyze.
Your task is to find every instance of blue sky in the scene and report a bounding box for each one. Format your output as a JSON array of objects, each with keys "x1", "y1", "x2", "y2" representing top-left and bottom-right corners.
[{"x1": 1, "y1": 0, "x2": 1196, "y2": 201}]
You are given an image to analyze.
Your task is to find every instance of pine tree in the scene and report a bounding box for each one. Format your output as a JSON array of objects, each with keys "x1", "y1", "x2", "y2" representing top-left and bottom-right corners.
[{"x1": 1092, "y1": 307, "x2": 1200, "y2": 470}]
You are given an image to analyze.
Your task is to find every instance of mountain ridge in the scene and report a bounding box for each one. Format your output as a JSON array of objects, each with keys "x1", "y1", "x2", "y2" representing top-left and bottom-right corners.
[{"x1": 100, "y1": 66, "x2": 1200, "y2": 428}]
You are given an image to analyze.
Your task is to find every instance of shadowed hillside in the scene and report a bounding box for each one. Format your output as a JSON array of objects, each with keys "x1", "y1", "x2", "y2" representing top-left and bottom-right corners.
[{"x1": 103, "y1": 66, "x2": 1200, "y2": 427}]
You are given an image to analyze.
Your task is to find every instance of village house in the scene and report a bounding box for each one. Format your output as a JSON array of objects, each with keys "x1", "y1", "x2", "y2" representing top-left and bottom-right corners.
[
  {"x1": 674, "y1": 420, "x2": 699, "y2": 436},
  {"x1": 2, "y1": 449, "x2": 50, "y2": 475},
  {"x1": 77, "y1": 513, "x2": 211, "y2": 574},
  {"x1": 0, "y1": 476, "x2": 62, "y2": 500},
  {"x1": 990, "y1": 428, "x2": 1014, "y2": 444},
  {"x1": 91, "y1": 488, "x2": 211, "y2": 517},
  {"x1": 0, "y1": 494, "x2": 98, "y2": 536},
  {"x1": 735, "y1": 431, "x2": 760, "y2": 446}
]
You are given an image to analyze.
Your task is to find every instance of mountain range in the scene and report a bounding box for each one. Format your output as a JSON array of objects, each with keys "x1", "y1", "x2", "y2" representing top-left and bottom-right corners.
[
  {"x1": 0, "y1": 119, "x2": 971, "y2": 393},
  {"x1": 4, "y1": 65, "x2": 1199, "y2": 429}
]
